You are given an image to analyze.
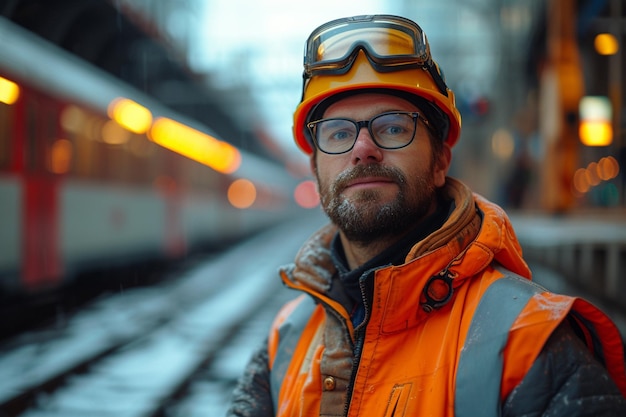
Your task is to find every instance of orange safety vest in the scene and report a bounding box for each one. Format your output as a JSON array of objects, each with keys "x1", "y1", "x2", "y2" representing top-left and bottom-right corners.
[
  {"x1": 267, "y1": 179, "x2": 626, "y2": 416},
  {"x1": 268, "y1": 266, "x2": 626, "y2": 417}
]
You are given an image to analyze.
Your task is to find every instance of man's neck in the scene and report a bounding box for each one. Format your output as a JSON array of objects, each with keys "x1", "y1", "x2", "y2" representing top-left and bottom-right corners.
[
  {"x1": 338, "y1": 233, "x2": 403, "y2": 270},
  {"x1": 335, "y1": 196, "x2": 453, "y2": 271}
]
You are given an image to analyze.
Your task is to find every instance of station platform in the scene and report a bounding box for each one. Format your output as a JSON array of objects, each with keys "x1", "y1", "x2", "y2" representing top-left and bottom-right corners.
[{"x1": 510, "y1": 210, "x2": 626, "y2": 337}]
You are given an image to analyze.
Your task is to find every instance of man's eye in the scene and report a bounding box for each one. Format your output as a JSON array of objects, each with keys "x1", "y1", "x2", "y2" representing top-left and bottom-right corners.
[
  {"x1": 329, "y1": 130, "x2": 353, "y2": 141},
  {"x1": 385, "y1": 125, "x2": 405, "y2": 135}
]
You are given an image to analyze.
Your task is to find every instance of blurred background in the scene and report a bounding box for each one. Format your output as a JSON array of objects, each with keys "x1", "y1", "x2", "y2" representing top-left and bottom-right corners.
[
  {"x1": 0, "y1": 0, "x2": 625, "y2": 415},
  {"x1": 4, "y1": 0, "x2": 623, "y2": 295},
  {"x1": 111, "y1": 0, "x2": 625, "y2": 211}
]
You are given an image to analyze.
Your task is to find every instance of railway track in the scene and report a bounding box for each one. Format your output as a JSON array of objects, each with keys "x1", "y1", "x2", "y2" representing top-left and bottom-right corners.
[{"x1": 0, "y1": 215, "x2": 323, "y2": 417}]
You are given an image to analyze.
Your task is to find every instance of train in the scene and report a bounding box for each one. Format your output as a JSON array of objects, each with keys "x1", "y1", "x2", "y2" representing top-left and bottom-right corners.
[{"x1": 0, "y1": 17, "x2": 301, "y2": 298}]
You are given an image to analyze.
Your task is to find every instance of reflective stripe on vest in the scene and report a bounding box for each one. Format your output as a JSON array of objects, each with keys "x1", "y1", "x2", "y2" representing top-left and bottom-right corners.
[
  {"x1": 270, "y1": 270, "x2": 545, "y2": 416},
  {"x1": 270, "y1": 295, "x2": 317, "y2": 412},
  {"x1": 455, "y1": 269, "x2": 545, "y2": 417}
]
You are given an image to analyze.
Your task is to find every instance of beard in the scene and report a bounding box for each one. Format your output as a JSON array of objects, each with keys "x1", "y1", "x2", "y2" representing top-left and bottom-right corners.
[{"x1": 317, "y1": 163, "x2": 438, "y2": 244}]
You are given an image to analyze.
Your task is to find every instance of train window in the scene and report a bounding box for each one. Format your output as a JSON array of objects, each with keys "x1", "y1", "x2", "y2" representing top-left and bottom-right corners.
[
  {"x1": 187, "y1": 158, "x2": 220, "y2": 190},
  {"x1": 0, "y1": 103, "x2": 12, "y2": 169},
  {"x1": 44, "y1": 103, "x2": 62, "y2": 175},
  {"x1": 81, "y1": 138, "x2": 94, "y2": 178},
  {"x1": 127, "y1": 135, "x2": 155, "y2": 184},
  {"x1": 60, "y1": 106, "x2": 168, "y2": 186},
  {"x1": 24, "y1": 95, "x2": 60, "y2": 175},
  {"x1": 106, "y1": 142, "x2": 131, "y2": 182},
  {"x1": 64, "y1": 108, "x2": 103, "y2": 179}
]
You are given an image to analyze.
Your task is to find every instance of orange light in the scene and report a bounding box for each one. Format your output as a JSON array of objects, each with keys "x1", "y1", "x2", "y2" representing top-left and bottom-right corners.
[
  {"x1": 294, "y1": 180, "x2": 319, "y2": 208},
  {"x1": 586, "y1": 162, "x2": 601, "y2": 186},
  {"x1": 149, "y1": 117, "x2": 241, "y2": 174},
  {"x1": 598, "y1": 156, "x2": 619, "y2": 180},
  {"x1": 573, "y1": 168, "x2": 590, "y2": 194},
  {"x1": 49, "y1": 139, "x2": 73, "y2": 174},
  {"x1": 108, "y1": 98, "x2": 153, "y2": 134},
  {"x1": 572, "y1": 156, "x2": 621, "y2": 196},
  {"x1": 228, "y1": 179, "x2": 257, "y2": 209},
  {"x1": 0, "y1": 76, "x2": 19, "y2": 105},
  {"x1": 579, "y1": 96, "x2": 613, "y2": 146},
  {"x1": 579, "y1": 121, "x2": 613, "y2": 146},
  {"x1": 594, "y1": 33, "x2": 619, "y2": 56}
]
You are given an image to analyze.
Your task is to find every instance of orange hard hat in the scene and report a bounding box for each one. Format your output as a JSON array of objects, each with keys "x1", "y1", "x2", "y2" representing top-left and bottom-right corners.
[{"x1": 293, "y1": 15, "x2": 462, "y2": 154}]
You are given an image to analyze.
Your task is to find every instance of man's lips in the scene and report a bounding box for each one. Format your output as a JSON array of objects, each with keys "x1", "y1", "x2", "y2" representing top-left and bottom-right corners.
[{"x1": 345, "y1": 177, "x2": 396, "y2": 190}]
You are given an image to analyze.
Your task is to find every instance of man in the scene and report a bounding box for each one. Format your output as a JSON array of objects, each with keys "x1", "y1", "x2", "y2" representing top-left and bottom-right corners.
[{"x1": 227, "y1": 15, "x2": 626, "y2": 416}]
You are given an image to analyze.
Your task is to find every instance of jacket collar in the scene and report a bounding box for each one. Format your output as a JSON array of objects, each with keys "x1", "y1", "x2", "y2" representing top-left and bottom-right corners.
[
  {"x1": 330, "y1": 196, "x2": 453, "y2": 305},
  {"x1": 281, "y1": 177, "x2": 530, "y2": 299}
]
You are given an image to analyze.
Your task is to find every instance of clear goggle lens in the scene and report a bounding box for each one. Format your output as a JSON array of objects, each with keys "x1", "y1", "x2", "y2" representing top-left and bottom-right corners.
[
  {"x1": 304, "y1": 15, "x2": 430, "y2": 76},
  {"x1": 302, "y1": 15, "x2": 448, "y2": 96}
]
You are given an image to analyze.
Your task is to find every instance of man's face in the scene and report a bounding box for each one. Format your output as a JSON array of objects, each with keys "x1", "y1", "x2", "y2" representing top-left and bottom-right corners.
[{"x1": 311, "y1": 93, "x2": 450, "y2": 244}]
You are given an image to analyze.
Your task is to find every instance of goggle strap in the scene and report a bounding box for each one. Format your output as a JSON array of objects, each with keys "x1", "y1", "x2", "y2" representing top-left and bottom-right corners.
[
  {"x1": 427, "y1": 66, "x2": 449, "y2": 98},
  {"x1": 304, "y1": 47, "x2": 449, "y2": 97}
]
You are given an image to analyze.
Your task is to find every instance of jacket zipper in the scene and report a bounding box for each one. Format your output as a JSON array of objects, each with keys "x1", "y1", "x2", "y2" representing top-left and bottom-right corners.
[
  {"x1": 343, "y1": 327, "x2": 365, "y2": 416},
  {"x1": 342, "y1": 270, "x2": 375, "y2": 416}
]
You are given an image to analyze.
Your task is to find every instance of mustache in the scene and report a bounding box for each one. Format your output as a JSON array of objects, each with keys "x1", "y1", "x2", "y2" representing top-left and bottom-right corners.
[{"x1": 332, "y1": 164, "x2": 406, "y2": 193}]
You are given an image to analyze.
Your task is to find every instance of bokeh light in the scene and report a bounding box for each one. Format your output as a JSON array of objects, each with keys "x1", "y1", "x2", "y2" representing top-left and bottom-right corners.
[{"x1": 228, "y1": 179, "x2": 257, "y2": 209}]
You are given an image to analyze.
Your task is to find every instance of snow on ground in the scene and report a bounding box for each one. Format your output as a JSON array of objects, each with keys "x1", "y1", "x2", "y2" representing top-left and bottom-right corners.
[{"x1": 2, "y1": 210, "x2": 326, "y2": 417}]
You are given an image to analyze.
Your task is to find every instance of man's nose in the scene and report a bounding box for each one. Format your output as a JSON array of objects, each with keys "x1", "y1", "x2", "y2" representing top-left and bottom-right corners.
[{"x1": 350, "y1": 127, "x2": 383, "y2": 164}]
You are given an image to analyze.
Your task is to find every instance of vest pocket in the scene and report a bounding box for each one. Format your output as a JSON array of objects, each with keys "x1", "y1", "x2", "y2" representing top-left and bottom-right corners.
[{"x1": 383, "y1": 383, "x2": 413, "y2": 417}]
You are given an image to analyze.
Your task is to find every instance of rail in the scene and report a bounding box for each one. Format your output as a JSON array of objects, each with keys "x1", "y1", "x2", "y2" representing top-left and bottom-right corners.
[{"x1": 511, "y1": 212, "x2": 626, "y2": 330}]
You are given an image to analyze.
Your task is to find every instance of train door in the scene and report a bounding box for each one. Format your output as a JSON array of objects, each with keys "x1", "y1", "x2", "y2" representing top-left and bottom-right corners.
[{"x1": 20, "y1": 92, "x2": 63, "y2": 291}]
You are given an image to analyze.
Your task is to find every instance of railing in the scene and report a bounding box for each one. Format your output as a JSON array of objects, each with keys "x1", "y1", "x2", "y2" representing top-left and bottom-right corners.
[{"x1": 511, "y1": 213, "x2": 626, "y2": 308}]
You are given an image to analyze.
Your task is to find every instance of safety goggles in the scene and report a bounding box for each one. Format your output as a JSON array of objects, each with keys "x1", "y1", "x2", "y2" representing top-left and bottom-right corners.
[{"x1": 303, "y1": 15, "x2": 449, "y2": 96}]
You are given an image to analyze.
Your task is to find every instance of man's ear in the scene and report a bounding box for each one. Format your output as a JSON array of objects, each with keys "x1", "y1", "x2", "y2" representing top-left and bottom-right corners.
[{"x1": 434, "y1": 145, "x2": 452, "y2": 187}]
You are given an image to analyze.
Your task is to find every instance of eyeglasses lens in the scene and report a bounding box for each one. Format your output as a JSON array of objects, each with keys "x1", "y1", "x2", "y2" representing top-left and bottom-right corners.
[{"x1": 311, "y1": 112, "x2": 417, "y2": 154}]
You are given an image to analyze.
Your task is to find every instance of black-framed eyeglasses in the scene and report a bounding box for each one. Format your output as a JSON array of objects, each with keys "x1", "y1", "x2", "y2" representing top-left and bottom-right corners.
[{"x1": 307, "y1": 111, "x2": 432, "y2": 155}]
